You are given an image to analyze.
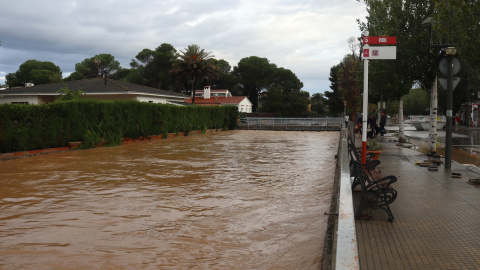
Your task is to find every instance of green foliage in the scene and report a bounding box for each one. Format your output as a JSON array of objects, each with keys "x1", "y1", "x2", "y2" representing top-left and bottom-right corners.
[
  {"x1": 129, "y1": 43, "x2": 178, "y2": 90},
  {"x1": 325, "y1": 64, "x2": 344, "y2": 114},
  {"x1": 0, "y1": 100, "x2": 238, "y2": 153},
  {"x1": 64, "y1": 54, "x2": 121, "y2": 81},
  {"x1": 339, "y1": 54, "x2": 362, "y2": 115},
  {"x1": 233, "y1": 56, "x2": 276, "y2": 112},
  {"x1": 367, "y1": 139, "x2": 383, "y2": 151},
  {"x1": 403, "y1": 88, "x2": 430, "y2": 115},
  {"x1": 120, "y1": 50, "x2": 311, "y2": 116},
  {"x1": 80, "y1": 129, "x2": 102, "y2": 149},
  {"x1": 260, "y1": 86, "x2": 283, "y2": 115},
  {"x1": 232, "y1": 57, "x2": 310, "y2": 117},
  {"x1": 5, "y1": 44, "x2": 312, "y2": 118},
  {"x1": 356, "y1": 0, "x2": 480, "y2": 114},
  {"x1": 384, "y1": 100, "x2": 399, "y2": 116},
  {"x1": 433, "y1": 0, "x2": 480, "y2": 63},
  {"x1": 6, "y1": 60, "x2": 62, "y2": 87},
  {"x1": 284, "y1": 90, "x2": 310, "y2": 117},
  {"x1": 170, "y1": 44, "x2": 220, "y2": 102},
  {"x1": 210, "y1": 59, "x2": 237, "y2": 90},
  {"x1": 109, "y1": 67, "x2": 133, "y2": 81},
  {"x1": 358, "y1": 0, "x2": 435, "y2": 102},
  {"x1": 310, "y1": 93, "x2": 328, "y2": 115},
  {"x1": 259, "y1": 67, "x2": 309, "y2": 117},
  {"x1": 326, "y1": 54, "x2": 362, "y2": 117},
  {"x1": 55, "y1": 84, "x2": 86, "y2": 102}
]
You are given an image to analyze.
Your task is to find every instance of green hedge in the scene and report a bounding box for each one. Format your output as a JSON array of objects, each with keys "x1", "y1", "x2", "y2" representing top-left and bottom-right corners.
[{"x1": 0, "y1": 100, "x2": 238, "y2": 153}]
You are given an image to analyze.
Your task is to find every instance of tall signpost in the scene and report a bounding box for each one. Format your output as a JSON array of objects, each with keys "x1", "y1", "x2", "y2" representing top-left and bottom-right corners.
[
  {"x1": 438, "y1": 47, "x2": 460, "y2": 169},
  {"x1": 422, "y1": 16, "x2": 458, "y2": 171},
  {"x1": 361, "y1": 32, "x2": 397, "y2": 163}
]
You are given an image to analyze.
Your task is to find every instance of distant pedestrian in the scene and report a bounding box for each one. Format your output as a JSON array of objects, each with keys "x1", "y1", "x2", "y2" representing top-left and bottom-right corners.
[
  {"x1": 356, "y1": 113, "x2": 363, "y2": 135},
  {"x1": 380, "y1": 113, "x2": 387, "y2": 136},
  {"x1": 368, "y1": 114, "x2": 378, "y2": 138}
]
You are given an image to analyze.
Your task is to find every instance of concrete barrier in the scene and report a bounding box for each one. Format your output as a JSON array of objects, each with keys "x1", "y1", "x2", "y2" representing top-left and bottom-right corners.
[{"x1": 335, "y1": 128, "x2": 359, "y2": 269}]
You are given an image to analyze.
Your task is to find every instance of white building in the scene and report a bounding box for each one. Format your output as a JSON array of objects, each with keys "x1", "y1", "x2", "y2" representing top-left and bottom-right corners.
[
  {"x1": 0, "y1": 78, "x2": 188, "y2": 105},
  {"x1": 184, "y1": 86, "x2": 252, "y2": 113}
]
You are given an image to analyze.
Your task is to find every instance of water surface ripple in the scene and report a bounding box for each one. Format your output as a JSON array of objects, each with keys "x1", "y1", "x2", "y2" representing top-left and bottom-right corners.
[{"x1": 0, "y1": 130, "x2": 338, "y2": 269}]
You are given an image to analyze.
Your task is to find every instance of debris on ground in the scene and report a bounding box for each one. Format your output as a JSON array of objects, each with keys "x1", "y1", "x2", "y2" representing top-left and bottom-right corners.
[
  {"x1": 415, "y1": 154, "x2": 445, "y2": 172},
  {"x1": 452, "y1": 173, "x2": 462, "y2": 178},
  {"x1": 468, "y1": 178, "x2": 480, "y2": 184}
]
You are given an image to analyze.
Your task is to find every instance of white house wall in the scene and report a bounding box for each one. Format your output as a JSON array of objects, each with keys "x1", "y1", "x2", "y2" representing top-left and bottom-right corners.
[
  {"x1": 135, "y1": 95, "x2": 184, "y2": 104},
  {"x1": 0, "y1": 95, "x2": 40, "y2": 105},
  {"x1": 0, "y1": 93, "x2": 186, "y2": 106},
  {"x1": 220, "y1": 98, "x2": 252, "y2": 113},
  {"x1": 238, "y1": 99, "x2": 253, "y2": 113}
]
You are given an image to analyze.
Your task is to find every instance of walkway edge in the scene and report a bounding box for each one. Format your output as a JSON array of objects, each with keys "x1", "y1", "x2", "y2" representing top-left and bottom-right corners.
[{"x1": 335, "y1": 128, "x2": 359, "y2": 269}]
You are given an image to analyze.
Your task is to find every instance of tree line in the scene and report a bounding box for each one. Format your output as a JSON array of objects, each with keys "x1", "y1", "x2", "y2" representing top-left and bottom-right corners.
[
  {"x1": 322, "y1": 0, "x2": 480, "y2": 119},
  {"x1": 5, "y1": 44, "x2": 323, "y2": 117}
]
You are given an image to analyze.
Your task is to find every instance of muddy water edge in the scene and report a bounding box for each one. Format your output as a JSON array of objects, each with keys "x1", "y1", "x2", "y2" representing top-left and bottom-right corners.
[{"x1": 0, "y1": 130, "x2": 339, "y2": 269}]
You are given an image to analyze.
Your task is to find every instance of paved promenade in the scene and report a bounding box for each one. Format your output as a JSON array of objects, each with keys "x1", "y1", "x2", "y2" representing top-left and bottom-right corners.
[{"x1": 353, "y1": 134, "x2": 480, "y2": 269}]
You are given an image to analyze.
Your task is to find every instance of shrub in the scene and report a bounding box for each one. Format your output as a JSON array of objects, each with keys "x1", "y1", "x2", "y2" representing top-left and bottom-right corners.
[{"x1": 0, "y1": 100, "x2": 238, "y2": 153}]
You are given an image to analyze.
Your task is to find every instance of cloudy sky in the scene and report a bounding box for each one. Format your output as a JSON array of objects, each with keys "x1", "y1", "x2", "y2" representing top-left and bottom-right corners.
[{"x1": 0, "y1": 0, "x2": 367, "y2": 95}]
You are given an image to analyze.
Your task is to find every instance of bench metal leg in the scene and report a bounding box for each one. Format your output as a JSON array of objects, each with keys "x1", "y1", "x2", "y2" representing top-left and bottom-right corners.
[{"x1": 355, "y1": 189, "x2": 397, "y2": 222}]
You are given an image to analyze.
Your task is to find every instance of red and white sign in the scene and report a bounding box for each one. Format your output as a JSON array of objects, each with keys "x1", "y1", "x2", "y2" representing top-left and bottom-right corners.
[
  {"x1": 363, "y1": 36, "x2": 397, "y2": 45},
  {"x1": 363, "y1": 46, "x2": 396, "y2": 60},
  {"x1": 363, "y1": 48, "x2": 369, "y2": 58}
]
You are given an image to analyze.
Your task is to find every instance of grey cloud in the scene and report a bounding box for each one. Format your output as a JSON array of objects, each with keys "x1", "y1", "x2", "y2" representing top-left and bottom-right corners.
[{"x1": 0, "y1": 0, "x2": 368, "y2": 94}]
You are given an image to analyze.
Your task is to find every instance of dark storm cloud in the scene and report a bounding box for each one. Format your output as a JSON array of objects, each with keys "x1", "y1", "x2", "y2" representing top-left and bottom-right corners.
[{"x1": 0, "y1": 0, "x2": 367, "y2": 94}]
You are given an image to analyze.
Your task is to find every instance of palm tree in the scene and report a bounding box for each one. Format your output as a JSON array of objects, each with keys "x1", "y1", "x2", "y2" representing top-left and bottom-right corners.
[{"x1": 171, "y1": 44, "x2": 219, "y2": 103}]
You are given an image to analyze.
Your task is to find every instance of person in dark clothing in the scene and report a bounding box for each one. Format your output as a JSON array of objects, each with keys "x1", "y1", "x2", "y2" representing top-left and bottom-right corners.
[
  {"x1": 380, "y1": 113, "x2": 387, "y2": 136},
  {"x1": 356, "y1": 113, "x2": 363, "y2": 135},
  {"x1": 368, "y1": 114, "x2": 378, "y2": 138}
]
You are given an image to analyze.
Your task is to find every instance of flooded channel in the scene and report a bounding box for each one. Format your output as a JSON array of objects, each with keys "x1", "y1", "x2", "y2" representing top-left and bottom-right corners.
[{"x1": 0, "y1": 130, "x2": 339, "y2": 269}]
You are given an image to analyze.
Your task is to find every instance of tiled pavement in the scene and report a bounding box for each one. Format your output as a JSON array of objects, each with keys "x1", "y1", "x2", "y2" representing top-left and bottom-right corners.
[{"x1": 353, "y1": 135, "x2": 480, "y2": 270}]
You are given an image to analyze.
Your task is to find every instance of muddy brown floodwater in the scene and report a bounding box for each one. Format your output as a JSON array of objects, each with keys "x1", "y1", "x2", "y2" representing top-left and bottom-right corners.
[{"x1": 0, "y1": 130, "x2": 339, "y2": 270}]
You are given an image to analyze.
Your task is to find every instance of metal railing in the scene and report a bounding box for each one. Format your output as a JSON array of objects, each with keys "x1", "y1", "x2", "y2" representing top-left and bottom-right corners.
[{"x1": 238, "y1": 117, "x2": 343, "y2": 131}]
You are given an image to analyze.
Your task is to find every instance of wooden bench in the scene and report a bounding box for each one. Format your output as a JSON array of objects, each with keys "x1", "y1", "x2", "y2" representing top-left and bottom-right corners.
[{"x1": 352, "y1": 160, "x2": 398, "y2": 222}]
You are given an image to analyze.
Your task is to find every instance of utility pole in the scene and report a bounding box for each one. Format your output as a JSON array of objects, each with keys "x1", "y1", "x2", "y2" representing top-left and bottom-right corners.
[{"x1": 444, "y1": 47, "x2": 456, "y2": 169}]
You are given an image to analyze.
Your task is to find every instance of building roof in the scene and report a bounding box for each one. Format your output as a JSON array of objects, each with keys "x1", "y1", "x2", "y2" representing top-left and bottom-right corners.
[
  {"x1": 0, "y1": 78, "x2": 188, "y2": 98},
  {"x1": 184, "y1": 96, "x2": 250, "y2": 105}
]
